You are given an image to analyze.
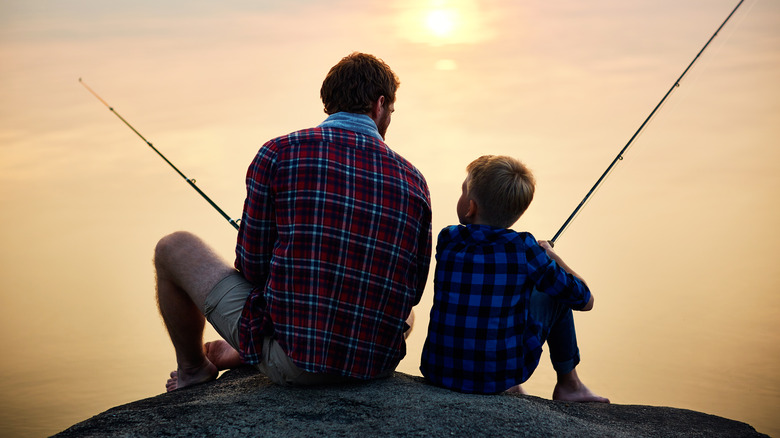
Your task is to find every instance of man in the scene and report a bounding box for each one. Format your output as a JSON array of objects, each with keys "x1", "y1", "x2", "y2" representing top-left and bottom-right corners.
[{"x1": 155, "y1": 52, "x2": 432, "y2": 391}]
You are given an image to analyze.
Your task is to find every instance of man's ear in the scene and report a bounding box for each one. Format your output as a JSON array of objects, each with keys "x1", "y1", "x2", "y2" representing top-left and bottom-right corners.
[{"x1": 371, "y1": 96, "x2": 385, "y2": 119}]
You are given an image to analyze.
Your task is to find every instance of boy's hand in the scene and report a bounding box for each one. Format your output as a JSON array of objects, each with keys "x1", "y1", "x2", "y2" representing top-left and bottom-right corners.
[
  {"x1": 538, "y1": 240, "x2": 555, "y2": 253},
  {"x1": 537, "y1": 239, "x2": 588, "y2": 288}
]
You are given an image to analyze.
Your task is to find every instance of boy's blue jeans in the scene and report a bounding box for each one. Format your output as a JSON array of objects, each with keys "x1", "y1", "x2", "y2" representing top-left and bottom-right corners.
[{"x1": 529, "y1": 288, "x2": 581, "y2": 375}]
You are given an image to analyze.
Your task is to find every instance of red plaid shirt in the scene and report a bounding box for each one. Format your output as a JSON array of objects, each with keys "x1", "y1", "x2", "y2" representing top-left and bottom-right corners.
[{"x1": 235, "y1": 116, "x2": 432, "y2": 379}]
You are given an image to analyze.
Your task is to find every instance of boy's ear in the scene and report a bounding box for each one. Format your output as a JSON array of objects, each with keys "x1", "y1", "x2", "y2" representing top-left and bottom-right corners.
[{"x1": 465, "y1": 199, "x2": 478, "y2": 220}]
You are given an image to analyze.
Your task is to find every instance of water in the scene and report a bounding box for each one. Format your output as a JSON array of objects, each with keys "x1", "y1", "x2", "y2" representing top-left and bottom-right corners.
[{"x1": 1, "y1": 1, "x2": 778, "y2": 436}]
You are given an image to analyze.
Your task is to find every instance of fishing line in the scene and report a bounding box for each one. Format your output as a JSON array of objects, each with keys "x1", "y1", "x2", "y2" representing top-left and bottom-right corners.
[
  {"x1": 550, "y1": 0, "x2": 745, "y2": 245},
  {"x1": 79, "y1": 78, "x2": 240, "y2": 230}
]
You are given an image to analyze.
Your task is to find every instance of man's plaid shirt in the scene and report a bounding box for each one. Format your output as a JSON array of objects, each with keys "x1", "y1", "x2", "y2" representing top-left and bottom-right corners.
[
  {"x1": 235, "y1": 116, "x2": 431, "y2": 379},
  {"x1": 420, "y1": 225, "x2": 590, "y2": 393}
]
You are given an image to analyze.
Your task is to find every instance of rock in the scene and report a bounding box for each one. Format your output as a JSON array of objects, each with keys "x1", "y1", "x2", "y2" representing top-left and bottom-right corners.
[{"x1": 53, "y1": 367, "x2": 766, "y2": 437}]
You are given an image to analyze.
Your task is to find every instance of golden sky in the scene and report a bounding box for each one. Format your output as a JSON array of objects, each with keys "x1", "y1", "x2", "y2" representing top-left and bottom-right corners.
[{"x1": 1, "y1": 1, "x2": 778, "y2": 436}]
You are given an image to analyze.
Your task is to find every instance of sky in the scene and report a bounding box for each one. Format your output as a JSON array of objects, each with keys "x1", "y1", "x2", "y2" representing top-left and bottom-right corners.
[{"x1": 0, "y1": 0, "x2": 778, "y2": 436}]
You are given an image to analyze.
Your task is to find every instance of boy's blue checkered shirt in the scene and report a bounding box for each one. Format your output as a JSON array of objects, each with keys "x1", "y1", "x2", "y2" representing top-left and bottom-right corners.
[{"x1": 420, "y1": 224, "x2": 591, "y2": 394}]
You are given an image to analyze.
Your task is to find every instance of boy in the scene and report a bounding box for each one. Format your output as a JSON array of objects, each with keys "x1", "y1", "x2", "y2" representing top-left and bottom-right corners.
[{"x1": 420, "y1": 155, "x2": 608, "y2": 402}]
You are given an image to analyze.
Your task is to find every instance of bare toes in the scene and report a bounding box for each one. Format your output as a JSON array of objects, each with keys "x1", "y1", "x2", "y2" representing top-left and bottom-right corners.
[{"x1": 165, "y1": 377, "x2": 178, "y2": 392}]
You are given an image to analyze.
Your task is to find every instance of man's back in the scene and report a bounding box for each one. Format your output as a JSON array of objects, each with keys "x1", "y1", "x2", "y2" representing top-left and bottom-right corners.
[{"x1": 237, "y1": 122, "x2": 431, "y2": 379}]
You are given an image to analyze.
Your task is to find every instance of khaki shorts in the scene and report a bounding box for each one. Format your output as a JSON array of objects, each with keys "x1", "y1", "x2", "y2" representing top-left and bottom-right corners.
[{"x1": 203, "y1": 272, "x2": 362, "y2": 386}]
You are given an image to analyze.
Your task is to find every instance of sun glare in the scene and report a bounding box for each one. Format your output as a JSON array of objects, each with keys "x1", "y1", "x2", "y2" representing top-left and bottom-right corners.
[
  {"x1": 395, "y1": 0, "x2": 494, "y2": 47},
  {"x1": 426, "y1": 8, "x2": 457, "y2": 38}
]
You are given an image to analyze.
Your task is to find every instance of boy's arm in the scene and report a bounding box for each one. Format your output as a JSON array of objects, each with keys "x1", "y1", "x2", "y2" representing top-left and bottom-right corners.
[{"x1": 538, "y1": 240, "x2": 594, "y2": 311}]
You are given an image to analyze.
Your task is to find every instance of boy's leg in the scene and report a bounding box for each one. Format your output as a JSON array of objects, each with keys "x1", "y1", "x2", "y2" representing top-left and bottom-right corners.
[
  {"x1": 530, "y1": 289, "x2": 609, "y2": 403},
  {"x1": 530, "y1": 289, "x2": 580, "y2": 373}
]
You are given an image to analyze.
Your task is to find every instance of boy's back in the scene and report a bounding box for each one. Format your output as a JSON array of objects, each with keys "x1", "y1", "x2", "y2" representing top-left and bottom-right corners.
[
  {"x1": 420, "y1": 155, "x2": 607, "y2": 402},
  {"x1": 420, "y1": 224, "x2": 590, "y2": 394}
]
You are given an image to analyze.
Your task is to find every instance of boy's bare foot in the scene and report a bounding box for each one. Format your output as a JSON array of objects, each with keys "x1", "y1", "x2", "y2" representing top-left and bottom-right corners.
[
  {"x1": 553, "y1": 381, "x2": 610, "y2": 403},
  {"x1": 165, "y1": 360, "x2": 218, "y2": 392},
  {"x1": 553, "y1": 369, "x2": 610, "y2": 403},
  {"x1": 505, "y1": 384, "x2": 527, "y2": 395},
  {"x1": 204, "y1": 340, "x2": 243, "y2": 371}
]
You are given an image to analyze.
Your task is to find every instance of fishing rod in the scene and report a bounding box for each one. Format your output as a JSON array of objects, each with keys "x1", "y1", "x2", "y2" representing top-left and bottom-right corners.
[
  {"x1": 79, "y1": 78, "x2": 240, "y2": 230},
  {"x1": 550, "y1": 0, "x2": 744, "y2": 245}
]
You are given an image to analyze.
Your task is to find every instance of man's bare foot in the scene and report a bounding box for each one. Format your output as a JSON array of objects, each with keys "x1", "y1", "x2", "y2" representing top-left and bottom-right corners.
[
  {"x1": 552, "y1": 369, "x2": 609, "y2": 403},
  {"x1": 165, "y1": 360, "x2": 218, "y2": 392},
  {"x1": 404, "y1": 310, "x2": 415, "y2": 340},
  {"x1": 505, "y1": 384, "x2": 527, "y2": 395},
  {"x1": 204, "y1": 340, "x2": 244, "y2": 371}
]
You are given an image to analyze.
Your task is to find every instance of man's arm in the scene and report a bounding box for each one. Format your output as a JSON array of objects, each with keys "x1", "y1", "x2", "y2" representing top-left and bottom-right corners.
[
  {"x1": 235, "y1": 142, "x2": 278, "y2": 284},
  {"x1": 538, "y1": 240, "x2": 594, "y2": 311}
]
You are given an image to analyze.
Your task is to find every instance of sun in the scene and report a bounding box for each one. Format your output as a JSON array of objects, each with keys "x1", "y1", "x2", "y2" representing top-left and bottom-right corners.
[
  {"x1": 426, "y1": 8, "x2": 458, "y2": 38},
  {"x1": 395, "y1": 0, "x2": 495, "y2": 47}
]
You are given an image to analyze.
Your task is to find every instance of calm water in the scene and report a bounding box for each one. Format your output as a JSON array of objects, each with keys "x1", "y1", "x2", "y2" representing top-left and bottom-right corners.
[{"x1": 1, "y1": 1, "x2": 778, "y2": 436}]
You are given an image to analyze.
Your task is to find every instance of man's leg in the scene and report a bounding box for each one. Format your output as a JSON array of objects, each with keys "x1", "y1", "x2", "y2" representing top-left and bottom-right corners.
[
  {"x1": 530, "y1": 290, "x2": 609, "y2": 403},
  {"x1": 204, "y1": 340, "x2": 243, "y2": 370},
  {"x1": 154, "y1": 231, "x2": 235, "y2": 391}
]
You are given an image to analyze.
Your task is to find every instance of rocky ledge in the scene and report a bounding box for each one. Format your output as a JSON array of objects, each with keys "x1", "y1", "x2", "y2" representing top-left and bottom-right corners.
[{"x1": 54, "y1": 367, "x2": 766, "y2": 437}]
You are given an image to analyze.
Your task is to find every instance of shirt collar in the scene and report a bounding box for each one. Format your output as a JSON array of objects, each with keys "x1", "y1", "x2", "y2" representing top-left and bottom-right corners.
[
  {"x1": 318, "y1": 112, "x2": 383, "y2": 142},
  {"x1": 457, "y1": 224, "x2": 516, "y2": 243}
]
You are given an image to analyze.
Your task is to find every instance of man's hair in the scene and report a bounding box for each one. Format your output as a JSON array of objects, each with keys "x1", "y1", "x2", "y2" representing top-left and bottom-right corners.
[
  {"x1": 466, "y1": 155, "x2": 536, "y2": 229},
  {"x1": 320, "y1": 52, "x2": 400, "y2": 115}
]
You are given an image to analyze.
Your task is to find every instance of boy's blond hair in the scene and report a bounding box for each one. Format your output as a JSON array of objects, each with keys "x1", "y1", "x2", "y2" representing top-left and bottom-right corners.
[{"x1": 466, "y1": 155, "x2": 535, "y2": 228}]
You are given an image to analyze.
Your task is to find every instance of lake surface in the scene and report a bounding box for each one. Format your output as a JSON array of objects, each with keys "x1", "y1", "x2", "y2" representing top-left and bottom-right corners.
[{"x1": 1, "y1": 1, "x2": 778, "y2": 436}]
